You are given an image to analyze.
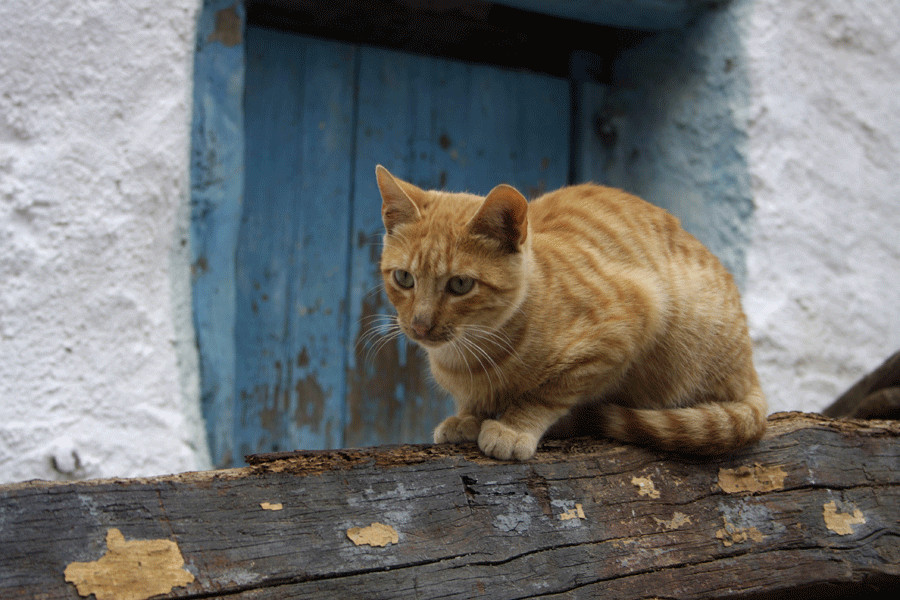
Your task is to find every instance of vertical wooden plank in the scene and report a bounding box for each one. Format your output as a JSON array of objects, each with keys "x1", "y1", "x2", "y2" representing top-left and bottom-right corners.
[
  {"x1": 345, "y1": 46, "x2": 571, "y2": 447},
  {"x1": 572, "y1": 79, "x2": 611, "y2": 184},
  {"x1": 345, "y1": 50, "x2": 461, "y2": 448},
  {"x1": 190, "y1": 0, "x2": 245, "y2": 468},
  {"x1": 570, "y1": 51, "x2": 612, "y2": 184},
  {"x1": 282, "y1": 35, "x2": 357, "y2": 451},
  {"x1": 238, "y1": 28, "x2": 356, "y2": 458},
  {"x1": 238, "y1": 25, "x2": 296, "y2": 459},
  {"x1": 462, "y1": 63, "x2": 571, "y2": 195}
]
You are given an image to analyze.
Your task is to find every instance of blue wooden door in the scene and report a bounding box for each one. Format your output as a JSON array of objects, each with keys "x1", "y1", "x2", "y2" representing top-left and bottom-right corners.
[{"x1": 236, "y1": 25, "x2": 571, "y2": 458}]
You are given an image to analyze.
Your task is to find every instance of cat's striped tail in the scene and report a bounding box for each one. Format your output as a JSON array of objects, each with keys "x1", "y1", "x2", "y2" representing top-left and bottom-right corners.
[{"x1": 601, "y1": 387, "x2": 768, "y2": 455}]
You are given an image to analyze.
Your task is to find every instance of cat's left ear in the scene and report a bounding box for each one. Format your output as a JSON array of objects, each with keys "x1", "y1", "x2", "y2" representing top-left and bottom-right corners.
[
  {"x1": 468, "y1": 184, "x2": 529, "y2": 253},
  {"x1": 376, "y1": 165, "x2": 423, "y2": 234}
]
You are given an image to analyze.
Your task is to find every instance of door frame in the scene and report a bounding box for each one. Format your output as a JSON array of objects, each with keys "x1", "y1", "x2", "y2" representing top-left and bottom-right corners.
[{"x1": 190, "y1": 0, "x2": 752, "y2": 467}]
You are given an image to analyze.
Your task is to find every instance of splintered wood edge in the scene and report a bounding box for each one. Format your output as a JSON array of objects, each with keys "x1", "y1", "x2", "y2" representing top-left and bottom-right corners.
[
  {"x1": 246, "y1": 412, "x2": 899, "y2": 471},
  {"x1": 765, "y1": 410, "x2": 900, "y2": 436},
  {"x1": 0, "y1": 465, "x2": 256, "y2": 493},
  {"x1": 1, "y1": 413, "x2": 896, "y2": 492}
]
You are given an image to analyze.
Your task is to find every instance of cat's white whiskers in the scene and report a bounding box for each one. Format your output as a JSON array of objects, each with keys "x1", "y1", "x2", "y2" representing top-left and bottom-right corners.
[
  {"x1": 446, "y1": 337, "x2": 477, "y2": 394},
  {"x1": 453, "y1": 336, "x2": 497, "y2": 401},
  {"x1": 496, "y1": 297, "x2": 530, "y2": 325},
  {"x1": 365, "y1": 333, "x2": 402, "y2": 366},
  {"x1": 455, "y1": 332, "x2": 509, "y2": 399},
  {"x1": 367, "y1": 331, "x2": 405, "y2": 365},
  {"x1": 385, "y1": 230, "x2": 412, "y2": 248},
  {"x1": 356, "y1": 313, "x2": 404, "y2": 366},
  {"x1": 361, "y1": 283, "x2": 387, "y2": 301},
  {"x1": 463, "y1": 323, "x2": 515, "y2": 351},
  {"x1": 461, "y1": 324, "x2": 525, "y2": 367},
  {"x1": 358, "y1": 312, "x2": 395, "y2": 324},
  {"x1": 356, "y1": 314, "x2": 397, "y2": 340}
]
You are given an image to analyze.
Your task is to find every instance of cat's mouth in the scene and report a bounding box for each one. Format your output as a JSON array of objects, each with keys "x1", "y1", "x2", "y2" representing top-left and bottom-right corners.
[{"x1": 404, "y1": 326, "x2": 454, "y2": 348}]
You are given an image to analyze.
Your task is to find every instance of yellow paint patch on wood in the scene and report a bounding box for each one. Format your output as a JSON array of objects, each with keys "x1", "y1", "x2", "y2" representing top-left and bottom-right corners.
[
  {"x1": 715, "y1": 518, "x2": 766, "y2": 547},
  {"x1": 631, "y1": 476, "x2": 660, "y2": 499},
  {"x1": 823, "y1": 501, "x2": 866, "y2": 535},
  {"x1": 346, "y1": 522, "x2": 399, "y2": 547},
  {"x1": 653, "y1": 511, "x2": 692, "y2": 531},
  {"x1": 260, "y1": 502, "x2": 283, "y2": 511},
  {"x1": 559, "y1": 503, "x2": 586, "y2": 521},
  {"x1": 64, "y1": 528, "x2": 194, "y2": 600},
  {"x1": 717, "y1": 463, "x2": 787, "y2": 494}
]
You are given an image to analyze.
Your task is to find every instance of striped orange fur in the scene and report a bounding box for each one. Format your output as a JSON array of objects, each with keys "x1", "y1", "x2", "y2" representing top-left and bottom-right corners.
[{"x1": 376, "y1": 165, "x2": 767, "y2": 460}]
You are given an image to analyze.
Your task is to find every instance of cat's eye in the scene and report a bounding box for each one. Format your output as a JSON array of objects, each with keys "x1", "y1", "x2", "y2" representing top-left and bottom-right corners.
[
  {"x1": 393, "y1": 269, "x2": 415, "y2": 289},
  {"x1": 447, "y1": 276, "x2": 475, "y2": 296}
]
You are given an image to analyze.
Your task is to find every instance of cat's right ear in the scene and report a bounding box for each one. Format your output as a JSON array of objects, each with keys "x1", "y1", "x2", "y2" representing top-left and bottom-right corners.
[
  {"x1": 467, "y1": 184, "x2": 529, "y2": 253},
  {"x1": 376, "y1": 165, "x2": 422, "y2": 234}
]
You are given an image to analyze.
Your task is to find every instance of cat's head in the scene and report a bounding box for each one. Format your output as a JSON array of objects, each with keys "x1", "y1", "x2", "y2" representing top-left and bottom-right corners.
[{"x1": 376, "y1": 165, "x2": 530, "y2": 349}]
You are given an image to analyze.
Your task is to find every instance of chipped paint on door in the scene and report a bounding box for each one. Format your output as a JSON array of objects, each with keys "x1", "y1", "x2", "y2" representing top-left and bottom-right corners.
[
  {"x1": 343, "y1": 46, "x2": 570, "y2": 447},
  {"x1": 237, "y1": 27, "x2": 356, "y2": 456}
]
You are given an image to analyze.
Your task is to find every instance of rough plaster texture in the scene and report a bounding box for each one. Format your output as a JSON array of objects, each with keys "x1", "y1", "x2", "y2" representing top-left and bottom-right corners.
[
  {"x1": 0, "y1": 1, "x2": 210, "y2": 482},
  {"x1": 744, "y1": 0, "x2": 900, "y2": 413},
  {"x1": 601, "y1": 0, "x2": 753, "y2": 287},
  {"x1": 0, "y1": 0, "x2": 897, "y2": 483}
]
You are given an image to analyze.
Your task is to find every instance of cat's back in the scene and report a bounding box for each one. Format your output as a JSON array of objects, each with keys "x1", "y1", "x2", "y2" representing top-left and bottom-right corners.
[
  {"x1": 525, "y1": 185, "x2": 756, "y2": 419},
  {"x1": 529, "y1": 183, "x2": 718, "y2": 273},
  {"x1": 530, "y1": 183, "x2": 652, "y2": 220}
]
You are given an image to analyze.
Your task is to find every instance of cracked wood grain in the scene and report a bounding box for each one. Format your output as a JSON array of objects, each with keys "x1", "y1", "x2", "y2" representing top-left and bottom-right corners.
[{"x1": 0, "y1": 413, "x2": 897, "y2": 599}]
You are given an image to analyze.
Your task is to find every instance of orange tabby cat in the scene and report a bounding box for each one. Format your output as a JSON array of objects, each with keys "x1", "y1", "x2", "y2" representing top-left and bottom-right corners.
[{"x1": 375, "y1": 165, "x2": 767, "y2": 460}]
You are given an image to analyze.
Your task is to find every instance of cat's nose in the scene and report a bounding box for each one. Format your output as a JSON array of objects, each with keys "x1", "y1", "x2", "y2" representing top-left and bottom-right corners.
[{"x1": 410, "y1": 315, "x2": 433, "y2": 338}]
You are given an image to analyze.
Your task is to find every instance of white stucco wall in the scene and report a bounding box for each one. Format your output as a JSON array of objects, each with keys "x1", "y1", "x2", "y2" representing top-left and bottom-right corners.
[
  {"x1": 0, "y1": 1, "x2": 210, "y2": 482},
  {"x1": 744, "y1": 0, "x2": 900, "y2": 413},
  {"x1": 0, "y1": 0, "x2": 897, "y2": 484}
]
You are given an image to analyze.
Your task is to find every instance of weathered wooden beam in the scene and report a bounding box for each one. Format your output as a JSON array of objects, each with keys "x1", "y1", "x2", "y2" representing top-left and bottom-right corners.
[{"x1": 1, "y1": 412, "x2": 897, "y2": 599}]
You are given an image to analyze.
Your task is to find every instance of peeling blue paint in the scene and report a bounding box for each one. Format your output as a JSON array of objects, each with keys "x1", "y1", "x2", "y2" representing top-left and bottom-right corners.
[
  {"x1": 190, "y1": 0, "x2": 246, "y2": 468},
  {"x1": 236, "y1": 26, "x2": 356, "y2": 457}
]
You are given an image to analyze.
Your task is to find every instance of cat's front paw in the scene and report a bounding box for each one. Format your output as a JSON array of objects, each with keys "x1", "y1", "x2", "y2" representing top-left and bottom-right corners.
[
  {"x1": 434, "y1": 415, "x2": 482, "y2": 443},
  {"x1": 478, "y1": 420, "x2": 538, "y2": 461}
]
